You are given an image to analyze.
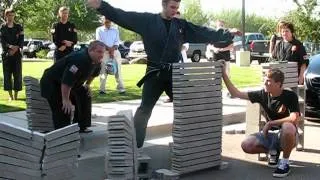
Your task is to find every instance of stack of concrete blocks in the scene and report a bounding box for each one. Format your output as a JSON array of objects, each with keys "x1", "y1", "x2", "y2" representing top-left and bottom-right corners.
[
  {"x1": 106, "y1": 110, "x2": 139, "y2": 180},
  {"x1": 171, "y1": 62, "x2": 223, "y2": 175},
  {"x1": 0, "y1": 122, "x2": 80, "y2": 180},
  {"x1": 24, "y1": 76, "x2": 54, "y2": 132},
  {"x1": 0, "y1": 122, "x2": 44, "y2": 179},
  {"x1": 42, "y1": 124, "x2": 80, "y2": 179}
]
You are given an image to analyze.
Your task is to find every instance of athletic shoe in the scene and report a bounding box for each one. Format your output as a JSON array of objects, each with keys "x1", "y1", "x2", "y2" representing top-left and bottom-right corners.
[
  {"x1": 273, "y1": 162, "x2": 290, "y2": 178},
  {"x1": 268, "y1": 150, "x2": 280, "y2": 168}
]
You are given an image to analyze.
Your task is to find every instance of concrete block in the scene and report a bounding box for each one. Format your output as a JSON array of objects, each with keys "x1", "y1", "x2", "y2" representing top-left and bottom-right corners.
[
  {"x1": 42, "y1": 148, "x2": 78, "y2": 163},
  {"x1": 44, "y1": 141, "x2": 80, "y2": 155},
  {"x1": 0, "y1": 131, "x2": 43, "y2": 150},
  {"x1": 236, "y1": 51, "x2": 250, "y2": 66},
  {"x1": 0, "y1": 163, "x2": 42, "y2": 177},
  {"x1": 46, "y1": 132, "x2": 80, "y2": 148},
  {"x1": 45, "y1": 124, "x2": 79, "y2": 141},
  {"x1": 0, "y1": 122, "x2": 32, "y2": 139},
  {"x1": 0, "y1": 147, "x2": 41, "y2": 162},
  {"x1": 0, "y1": 138, "x2": 42, "y2": 157},
  {"x1": 0, "y1": 155, "x2": 41, "y2": 169}
]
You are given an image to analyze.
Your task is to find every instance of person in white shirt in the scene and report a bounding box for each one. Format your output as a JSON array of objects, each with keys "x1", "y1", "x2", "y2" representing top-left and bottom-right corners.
[{"x1": 96, "y1": 16, "x2": 126, "y2": 94}]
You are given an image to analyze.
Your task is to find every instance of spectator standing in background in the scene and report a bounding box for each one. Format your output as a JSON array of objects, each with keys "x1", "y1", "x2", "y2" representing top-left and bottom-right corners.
[
  {"x1": 96, "y1": 16, "x2": 126, "y2": 95},
  {"x1": 51, "y1": 6, "x2": 78, "y2": 62},
  {"x1": 0, "y1": 8, "x2": 24, "y2": 101}
]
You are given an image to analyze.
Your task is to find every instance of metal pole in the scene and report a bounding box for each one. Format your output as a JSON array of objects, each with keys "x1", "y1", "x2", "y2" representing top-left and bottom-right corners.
[{"x1": 241, "y1": 0, "x2": 246, "y2": 50}]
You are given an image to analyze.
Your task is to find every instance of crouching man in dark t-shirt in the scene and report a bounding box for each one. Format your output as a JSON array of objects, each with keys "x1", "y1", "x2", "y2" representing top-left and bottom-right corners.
[{"x1": 221, "y1": 62, "x2": 299, "y2": 178}]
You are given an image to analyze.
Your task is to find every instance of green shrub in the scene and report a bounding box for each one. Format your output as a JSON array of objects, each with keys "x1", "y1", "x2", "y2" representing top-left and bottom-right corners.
[{"x1": 36, "y1": 49, "x2": 49, "y2": 59}]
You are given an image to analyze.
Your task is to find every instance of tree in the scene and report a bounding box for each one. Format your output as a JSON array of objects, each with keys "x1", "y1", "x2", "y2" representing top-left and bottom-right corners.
[
  {"x1": 210, "y1": 9, "x2": 277, "y2": 37},
  {"x1": 3, "y1": 0, "x2": 100, "y2": 40},
  {"x1": 0, "y1": 0, "x2": 20, "y2": 23},
  {"x1": 283, "y1": 0, "x2": 320, "y2": 43},
  {"x1": 182, "y1": 0, "x2": 210, "y2": 26}
]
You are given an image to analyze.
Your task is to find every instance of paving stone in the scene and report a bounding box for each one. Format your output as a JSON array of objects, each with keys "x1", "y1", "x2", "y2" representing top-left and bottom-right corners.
[
  {"x1": 174, "y1": 103, "x2": 222, "y2": 113},
  {"x1": 44, "y1": 141, "x2": 80, "y2": 155},
  {"x1": 0, "y1": 155, "x2": 41, "y2": 169},
  {"x1": 174, "y1": 115, "x2": 222, "y2": 125},
  {"x1": 173, "y1": 97, "x2": 222, "y2": 107},
  {"x1": 0, "y1": 122, "x2": 32, "y2": 139},
  {"x1": 0, "y1": 132, "x2": 43, "y2": 150},
  {"x1": 172, "y1": 149, "x2": 221, "y2": 162},
  {"x1": 172, "y1": 160, "x2": 220, "y2": 174},
  {"x1": 0, "y1": 163, "x2": 42, "y2": 177},
  {"x1": 0, "y1": 147, "x2": 41, "y2": 163},
  {"x1": 46, "y1": 132, "x2": 79, "y2": 148},
  {"x1": 172, "y1": 126, "x2": 222, "y2": 137},
  {"x1": 44, "y1": 124, "x2": 79, "y2": 141},
  {"x1": 42, "y1": 156, "x2": 77, "y2": 170},
  {"x1": 42, "y1": 148, "x2": 78, "y2": 163},
  {"x1": 173, "y1": 121, "x2": 221, "y2": 131},
  {"x1": 0, "y1": 138, "x2": 42, "y2": 157},
  {"x1": 172, "y1": 131, "x2": 222, "y2": 144},
  {"x1": 172, "y1": 143, "x2": 221, "y2": 156},
  {"x1": 0, "y1": 169, "x2": 42, "y2": 180},
  {"x1": 173, "y1": 137, "x2": 221, "y2": 150}
]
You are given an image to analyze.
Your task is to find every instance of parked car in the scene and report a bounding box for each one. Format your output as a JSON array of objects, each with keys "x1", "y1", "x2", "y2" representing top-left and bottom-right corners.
[
  {"x1": 74, "y1": 42, "x2": 88, "y2": 51},
  {"x1": 249, "y1": 40, "x2": 270, "y2": 64},
  {"x1": 23, "y1": 39, "x2": 45, "y2": 58},
  {"x1": 304, "y1": 54, "x2": 320, "y2": 120},
  {"x1": 186, "y1": 43, "x2": 207, "y2": 62},
  {"x1": 232, "y1": 33, "x2": 265, "y2": 60},
  {"x1": 118, "y1": 44, "x2": 130, "y2": 59},
  {"x1": 128, "y1": 41, "x2": 146, "y2": 59}
]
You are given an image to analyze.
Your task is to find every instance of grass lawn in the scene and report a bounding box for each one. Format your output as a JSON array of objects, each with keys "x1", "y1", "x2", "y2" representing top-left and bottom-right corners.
[{"x1": 0, "y1": 61, "x2": 262, "y2": 113}]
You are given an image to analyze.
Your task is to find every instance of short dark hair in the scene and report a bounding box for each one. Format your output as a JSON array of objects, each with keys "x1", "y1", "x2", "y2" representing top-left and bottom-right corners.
[
  {"x1": 279, "y1": 22, "x2": 295, "y2": 33},
  {"x1": 162, "y1": 0, "x2": 181, "y2": 5},
  {"x1": 88, "y1": 40, "x2": 106, "y2": 51},
  {"x1": 4, "y1": 8, "x2": 15, "y2": 16},
  {"x1": 266, "y1": 68, "x2": 285, "y2": 86}
]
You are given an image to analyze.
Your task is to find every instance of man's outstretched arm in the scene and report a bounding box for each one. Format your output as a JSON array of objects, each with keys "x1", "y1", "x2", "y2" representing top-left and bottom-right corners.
[
  {"x1": 87, "y1": 0, "x2": 149, "y2": 35},
  {"x1": 221, "y1": 61, "x2": 249, "y2": 100}
]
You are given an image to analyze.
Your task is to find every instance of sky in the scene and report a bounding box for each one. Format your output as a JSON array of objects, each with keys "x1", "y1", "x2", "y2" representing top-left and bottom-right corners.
[{"x1": 107, "y1": 0, "x2": 297, "y2": 18}]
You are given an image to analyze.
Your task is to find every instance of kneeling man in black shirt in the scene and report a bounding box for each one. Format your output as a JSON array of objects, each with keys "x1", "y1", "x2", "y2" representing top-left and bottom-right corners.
[{"x1": 222, "y1": 63, "x2": 299, "y2": 178}]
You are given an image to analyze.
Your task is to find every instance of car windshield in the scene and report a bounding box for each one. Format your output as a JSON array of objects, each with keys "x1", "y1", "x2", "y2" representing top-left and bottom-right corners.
[{"x1": 233, "y1": 35, "x2": 248, "y2": 42}]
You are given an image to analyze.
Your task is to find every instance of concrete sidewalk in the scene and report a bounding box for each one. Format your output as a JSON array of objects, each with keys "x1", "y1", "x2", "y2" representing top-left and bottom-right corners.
[{"x1": 1, "y1": 91, "x2": 320, "y2": 179}]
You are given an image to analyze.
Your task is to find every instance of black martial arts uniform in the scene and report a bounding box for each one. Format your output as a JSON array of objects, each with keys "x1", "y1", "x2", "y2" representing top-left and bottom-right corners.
[
  {"x1": 40, "y1": 49, "x2": 100, "y2": 130},
  {"x1": 273, "y1": 38, "x2": 308, "y2": 76},
  {"x1": 96, "y1": 1, "x2": 234, "y2": 148},
  {"x1": 51, "y1": 21, "x2": 78, "y2": 62},
  {"x1": 0, "y1": 22, "x2": 24, "y2": 92}
]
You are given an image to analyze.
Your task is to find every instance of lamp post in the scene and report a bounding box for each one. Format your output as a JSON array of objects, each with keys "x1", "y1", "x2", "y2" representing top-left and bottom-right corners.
[{"x1": 241, "y1": 0, "x2": 246, "y2": 50}]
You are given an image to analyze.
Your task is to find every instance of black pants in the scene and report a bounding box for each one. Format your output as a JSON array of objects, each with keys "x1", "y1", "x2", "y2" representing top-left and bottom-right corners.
[
  {"x1": 134, "y1": 69, "x2": 172, "y2": 148},
  {"x1": 46, "y1": 85, "x2": 92, "y2": 130},
  {"x1": 2, "y1": 53, "x2": 22, "y2": 91}
]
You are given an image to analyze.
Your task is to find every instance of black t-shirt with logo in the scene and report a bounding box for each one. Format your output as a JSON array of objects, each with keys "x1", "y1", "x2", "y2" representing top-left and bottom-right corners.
[
  {"x1": 0, "y1": 23, "x2": 24, "y2": 55},
  {"x1": 274, "y1": 38, "x2": 308, "y2": 75},
  {"x1": 51, "y1": 21, "x2": 78, "y2": 52},
  {"x1": 40, "y1": 49, "x2": 100, "y2": 98},
  {"x1": 248, "y1": 89, "x2": 300, "y2": 129}
]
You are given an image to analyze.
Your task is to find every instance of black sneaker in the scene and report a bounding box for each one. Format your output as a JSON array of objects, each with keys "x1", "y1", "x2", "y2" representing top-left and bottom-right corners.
[
  {"x1": 273, "y1": 163, "x2": 290, "y2": 178},
  {"x1": 268, "y1": 150, "x2": 280, "y2": 168}
]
